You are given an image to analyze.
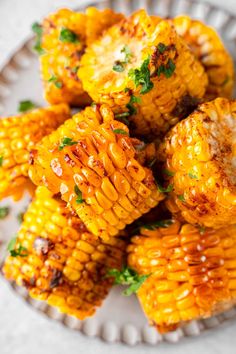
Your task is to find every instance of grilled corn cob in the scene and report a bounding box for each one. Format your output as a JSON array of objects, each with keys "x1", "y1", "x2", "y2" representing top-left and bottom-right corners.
[
  {"x1": 78, "y1": 10, "x2": 208, "y2": 139},
  {"x1": 0, "y1": 104, "x2": 70, "y2": 201},
  {"x1": 158, "y1": 97, "x2": 236, "y2": 229},
  {"x1": 29, "y1": 104, "x2": 164, "y2": 240},
  {"x1": 39, "y1": 8, "x2": 123, "y2": 106},
  {"x1": 173, "y1": 15, "x2": 234, "y2": 99},
  {"x1": 127, "y1": 219, "x2": 236, "y2": 333},
  {"x1": 3, "y1": 186, "x2": 126, "y2": 319}
]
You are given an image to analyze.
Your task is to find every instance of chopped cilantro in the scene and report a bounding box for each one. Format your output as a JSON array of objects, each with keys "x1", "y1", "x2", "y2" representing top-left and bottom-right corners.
[
  {"x1": 157, "y1": 58, "x2": 175, "y2": 78},
  {"x1": 178, "y1": 194, "x2": 185, "y2": 202},
  {"x1": 121, "y1": 45, "x2": 132, "y2": 63},
  {"x1": 17, "y1": 212, "x2": 24, "y2": 224},
  {"x1": 48, "y1": 75, "x2": 62, "y2": 89},
  {"x1": 128, "y1": 56, "x2": 154, "y2": 94},
  {"x1": 156, "y1": 181, "x2": 174, "y2": 193},
  {"x1": 113, "y1": 46, "x2": 133, "y2": 73},
  {"x1": 74, "y1": 185, "x2": 84, "y2": 204},
  {"x1": 114, "y1": 112, "x2": 130, "y2": 125},
  {"x1": 157, "y1": 42, "x2": 167, "y2": 54},
  {"x1": 147, "y1": 157, "x2": 156, "y2": 168},
  {"x1": 199, "y1": 226, "x2": 206, "y2": 235},
  {"x1": 18, "y1": 100, "x2": 37, "y2": 113},
  {"x1": 139, "y1": 219, "x2": 173, "y2": 231},
  {"x1": 163, "y1": 169, "x2": 175, "y2": 177},
  {"x1": 0, "y1": 206, "x2": 10, "y2": 219},
  {"x1": 71, "y1": 66, "x2": 79, "y2": 74},
  {"x1": 59, "y1": 27, "x2": 80, "y2": 43},
  {"x1": 32, "y1": 22, "x2": 45, "y2": 55},
  {"x1": 113, "y1": 129, "x2": 129, "y2": 136},
  {"x1": 126, "y1": 94, "x2": 141, "y2": 115},
  {"x1": 113, "y1": 62, "x2": 125, "y2": 72},
  {"x1": 0, "y1": 156, "x2": 3, "y2": 167},
  {"x1": 59, "y1": 137, "x2": 77, "y2": 151},
  {"x1": 107, "y1": 266, "x2": 150, "y2": 296},
  {"x1": 7, "y1": 237, "x2": 28, "y2": 257}
]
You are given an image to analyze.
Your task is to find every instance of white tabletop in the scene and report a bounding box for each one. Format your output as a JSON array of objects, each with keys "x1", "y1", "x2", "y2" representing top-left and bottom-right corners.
[{"x1": 0, "y1": 0, "x2": 236, "y2": 353}]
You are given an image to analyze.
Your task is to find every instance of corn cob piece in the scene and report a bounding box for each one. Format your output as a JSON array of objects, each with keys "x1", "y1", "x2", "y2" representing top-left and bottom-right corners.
[
  {"x1": 39, "y1": 8, "x2": 124, "y2": 106},
  {"x1": 29, "y1": 104, "x2": 164, "y2": 240},
  {"x1": 78, "y1": 10, "x2": 208, "y2": 139},
  {"x1": 3, "y1": 186, "x2": 126, "y2": 319},
  {"x1": 127, "y1": 219, "x2": 236, "y2": 333},
  {"x1": 173, "y1": 15, "x2": 234, "y2": 99},
  {"x1": 158, "y1": 97, "x2": 236, "y2": 229},
  {"x1": 0, "y1": 104, "x2": 70, "y2": 201}
]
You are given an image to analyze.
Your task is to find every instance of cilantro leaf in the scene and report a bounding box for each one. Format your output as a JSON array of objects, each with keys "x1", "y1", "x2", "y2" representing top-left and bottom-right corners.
[
  {"x1": 138, "y1": 219, "x2": 174, "y2": 231},
  {"x1": 114, "y1": 112, "x2": 130, "y2": 126},
  {"x1": 48, "y1": 75, "x2": 62, "y2": 89},
  {"x1": 59, "y1": 137, "x2": 77, "y2": 151},
  {"x1": 74, "y1": 185, "x2": 84, "y2": 204},
  {"x1": 199, "y1": 226, "x2": 206, "y2": 235},
  {"x1": 0, "y1": 156, "x2": 3, "y2": 167},
  {"x1": 163, "y1": 169, "x2": 175, "y2": 177},
  {"x1": 107, "y1": 266, "x2": 150, "y2": 296},
  {"x1": 0, "y1": 206, "x2": 10, "y2": 219},
  {"x1": 156, "y1": 181, "x2": 174, "y2": 193},
  {"x1": 157, "y1": 42, "x2": 167, "y2": 54},
  {"x1": 18, "y1": 100, "x2": 37, "y2": 113},
  {"x1": 32, "y1": 22, "x2": 45, "y2": 55},
  {"x1": 59, "y1": 27, "x2": 80, "y2": 43},
  {"x1": 17, "y1": 212, "x2": 24, "y2": 224},
  {"x1": 121, "y1": 45, "x2": 132, "y2": 64},
  {"x1": 126, "y1": 94, "x2": 141, "y2": 115},
  {"x1": 113, "y1": 129, "x2": 129, "y2": 136},
  {"x1": 188, "y1": 172, "x2": 198, "y2": 179},
  {"x1": 113, "y1": 62, "x2": 125, "y2": 72},
  {"x1": 157, "y1": 58, "x2": 175, "y2": 78},
  {"x1": 7, "y1": 237, "x2": 28, "y2": 257},
  {"x1": 178, "y1": 194, "x2": 185, "y2": 202},
  {"x1": 128, "y1": 56, "x2": 154, "y2": 94}
]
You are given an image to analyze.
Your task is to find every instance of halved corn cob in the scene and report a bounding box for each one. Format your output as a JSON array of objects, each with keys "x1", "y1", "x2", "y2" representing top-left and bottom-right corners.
[
  {"x1": 0, "y1": 104, "x2": 70, "y2": 201},
  {"x1": 39, "y1": 8, "x2": 124, "y2": 106},
  {"x1": 3, "y1": 186, "x2": 126, "y2": 319},
  {"x1": 173, "y1": 15, "x2": 234, "y2": 99},
  {"x1": 78, "y1": 10, "x2": 208, "y2": 139},
  {"x1": 29, "y1": 104, "x2": 164, "y2": 240},
  {"x1": 158, "y1": 97, "x2": 236, "y2": 229},
  {"x1": 127, "y1": 219, "x2": 236, "y2": 333}
]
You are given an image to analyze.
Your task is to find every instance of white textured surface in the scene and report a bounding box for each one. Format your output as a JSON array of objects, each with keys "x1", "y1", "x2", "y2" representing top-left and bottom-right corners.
[{"x1": 1, "y1": 0, "x2": 236, "y2": 353}]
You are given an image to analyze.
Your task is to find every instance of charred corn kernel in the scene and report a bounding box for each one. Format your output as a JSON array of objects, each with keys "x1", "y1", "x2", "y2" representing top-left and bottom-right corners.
[
  {"x1": 39, "y1": 8, "x2": 123, "y2": 106},
  {"x1": 127, "y1": 220, "x2": 236, "y2": 333},
  {"x1": 78, "y1": 10, "x2": 208, "y2": 139},
  {"x1": 29, "y1": 104, "x2": 164, "y2": 240},
  {"x1": 172, "y1": 15, "x2": 234, "y2": 99},
  {"x1": 158, "y1": 98, "x2": 236, "y2": 229},
  {"x1": 0, "y1": 104, "x2": 70, "y2": 201},
  {"x1": 3, "y1": 186, "x2": 126, "y2": 320}
]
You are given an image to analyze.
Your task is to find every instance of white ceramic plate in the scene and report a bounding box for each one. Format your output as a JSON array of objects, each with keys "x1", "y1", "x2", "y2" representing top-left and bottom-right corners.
[{"x1": 1, "y1": 0, "x2": 236, "y2": 346}]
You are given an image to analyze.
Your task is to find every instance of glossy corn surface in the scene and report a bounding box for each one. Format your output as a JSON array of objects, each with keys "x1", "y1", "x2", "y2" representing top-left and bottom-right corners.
[
  {"x1": 40, "y1": 8, "x2": 123, "y2": 106},
  {"x1": 158, "y1": 98, "x2": 236, "y2": 229},
  {"x1": 3, "y1": 186, "x2": 126, "y2": 319},
  {"x1": 29, "y1": 104, "x2": 164, "y2": 240},
  {"x1": 127, "y1": 220, "x2": 236, "y2": 332},
  {"x1": 79, "y1": 10, "x2": 208, "y2": 139},
  {"x1": 173, "y1": 15, "x2": 234, "y2": 99},
  {"x1": 0, "y1": 104, "x2": 70, "y2": 201}
]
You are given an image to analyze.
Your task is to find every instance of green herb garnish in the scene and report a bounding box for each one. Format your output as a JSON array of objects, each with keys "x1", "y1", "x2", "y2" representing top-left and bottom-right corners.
[
  {"x1": 7, "y1": 237, "x2": 28, "y2": 257},
  {"x1": 0, "y1": 206, "x2": 10, "y2": 219},
  {"x1": 112, "y1": 45, "x2": 133, "y2": 73},
  {"x1": 59, "y1": 27, "x2": 80, "y2": 43},
  {"x1": 0, "y1": 156, "x2": 3, "y2": 167},
  {"x1": 17, "y1": 212, "x2": 24, "y2": 224},
  {"x1": 128, "y1": 56, "x2": 154, "y2": 94},
  {"x1": 18, "y1": 100, "x2": 37, "y2": 113},
  {"x1": 199, "y1": 226, "x2": 206, "y2": 235},
  {"x1": 139, "y1": 219, "x2": 173, "y2": 231},
  {"x1": 113, "y1": 129, "x2": 129, "y2": 136},
  {"x1": 32, "y1": 22, "x2": 45, "y2": 55},
  {"x1": 59, "y1": 137, "x2": 77, "y2": 151},
  {"x1": 188, "y1": 172, "x2": 198, "y2": 179},
  {"x1": 113, "y1": 62, "x2": 125, "y2": 72},
  {"x1": 157, "y1": 42, "x2": 167, "y2": 54},
  {"x1": 48, "y1": 75, "x2": 63, "y2": 89},
  {"x1": 156, "y1": 58, "x2": 175, "y2": 78},
  {"x1": 163, "y1": 169, "x2": 175, "y2": 177},
  {"x1": 126, "y1": 94, "x2": 141, "y2": 115},
  {"x1": 178, "y1": 194, "x2": 185, "y2": 202},
  {"x1": 121, "y1": 45, "x2": 132, "y2": 63},
  {"x1": 147, "y1": 157, "x2": 156, "y2": 168},
  {"x1": 74, "y1": 185, "x2": 84, "y2": 204},
  {"x1": 156, "y1": 181, "x2": 174, "y2": 193},
  {"x1": 107, "y1": 266, "x2": 150, "y2": 296},
  {"x1": 71, "y1": 66, "x2": 79, "y2": 74},
  {"x1": 114, "y1": 112, "x2": 130, "y2": 125}
]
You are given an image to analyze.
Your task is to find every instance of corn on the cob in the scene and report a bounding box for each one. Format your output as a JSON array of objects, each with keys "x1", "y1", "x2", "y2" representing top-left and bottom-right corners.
[
  {"x1": 3, "y1": 186, "x2": 126, "y2": 319},
  {"x1": 29, "y1": 104, "x2": 164, "y2": 240},
  {"x1": 127, "y1": 219, "x2": 236, "y2": 333},
  {"x1": 39, "y1": 8, "x2": 123, "y2": 106},
  {"x1": 158, "y1": 97, "x2": 236, "y2": 229},
  {"x1": 78, "y1": 10, "x2": 208, "y2": 139},
  {"x1": 172, "y1": 15, "x2": 234, "y2": 99},
  {"x1": 0, "y1": 104, "x2": 70, "y2": 201}
]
